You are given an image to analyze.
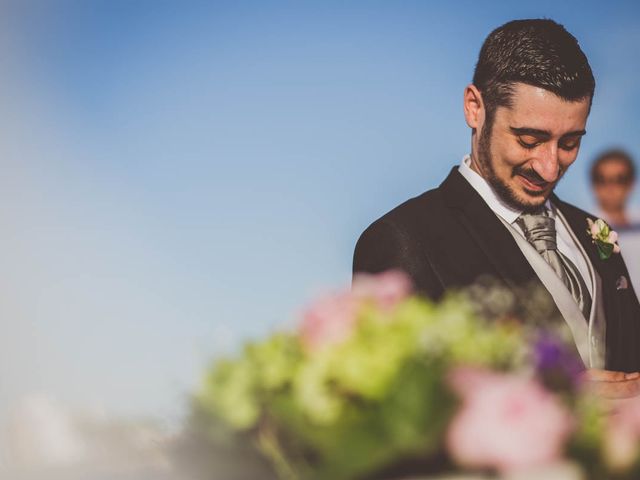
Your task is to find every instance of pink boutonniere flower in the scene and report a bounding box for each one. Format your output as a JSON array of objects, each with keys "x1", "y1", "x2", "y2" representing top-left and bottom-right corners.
[{"x1": 586, "y1": 218, "x2": 621, "y2": 260}]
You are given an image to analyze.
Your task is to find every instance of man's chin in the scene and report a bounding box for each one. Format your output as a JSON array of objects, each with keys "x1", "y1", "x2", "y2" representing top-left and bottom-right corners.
[
  {"x1": 514, "y1": 191, "x2": 551, "y2": 212},
  {"x1": 489, "y1": 177, "x2": 552, "y2": 212}
]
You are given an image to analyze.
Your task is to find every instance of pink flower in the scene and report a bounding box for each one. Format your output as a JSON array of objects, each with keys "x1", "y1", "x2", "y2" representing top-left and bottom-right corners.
[
  {"x1": 351, "y1": 269, "x2": 413, "y2": 310},
  {"x1": 589, "y1": 220, "x2": 600, "y2": 237},
  {"x1": 608, "y1": 230, "x2": 619, "y2": 244},
  {"x1": 613, "y1": 243, "x2": 621, "y2": 254},
  {"x1": 447, "y1": 366, "x2": 503, "y2": 397},
  {"x1": 299, "y1": 270, "x2": 412, "y2": 352},
  {"x1": 299, "y1": 291, "x2": 360, "y2": 352},
  {"x1": 604, "y1": 396, "x2": 640, "y2": 471},
  {"x1": 446, "y1": 369, "x2": 573, "y2": 474}
]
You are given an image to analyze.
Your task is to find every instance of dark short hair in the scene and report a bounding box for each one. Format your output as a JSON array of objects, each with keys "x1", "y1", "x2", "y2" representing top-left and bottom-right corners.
[
  {"x1": 590, "y1": 148, "x2": 636, "y2": 184},
  {"x1": 473, "y1": 19, "x2": 595, "y2": 129}
]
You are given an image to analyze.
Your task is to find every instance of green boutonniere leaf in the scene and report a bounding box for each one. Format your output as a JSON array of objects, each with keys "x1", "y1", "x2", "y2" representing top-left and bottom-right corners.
[{"x1": 596, "y1": 240, "x2": 614, "y2": 260}]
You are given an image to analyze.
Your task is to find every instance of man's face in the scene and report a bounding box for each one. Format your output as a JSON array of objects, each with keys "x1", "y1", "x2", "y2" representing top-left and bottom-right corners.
[
  {"x1": 593, "y1": 159, "x2": 634, "y2": 212},
  {"x1": 475, "y1": 83, "x2": 591, "y2": 212}
]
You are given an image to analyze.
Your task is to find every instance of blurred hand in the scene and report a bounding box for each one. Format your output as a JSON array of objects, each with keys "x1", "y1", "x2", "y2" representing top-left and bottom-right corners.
[{"x1": 584, "y1": 369, "x2": 640, "y2": 399}]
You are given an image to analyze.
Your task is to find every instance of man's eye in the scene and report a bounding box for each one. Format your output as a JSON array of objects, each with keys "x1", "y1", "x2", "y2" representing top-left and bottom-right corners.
[
  {"x1": 517, "y1": 136, "x2": 540, "y2": 149},
  {"x1": 560, "y1": 138, "x2": 581, "y2": 151}
]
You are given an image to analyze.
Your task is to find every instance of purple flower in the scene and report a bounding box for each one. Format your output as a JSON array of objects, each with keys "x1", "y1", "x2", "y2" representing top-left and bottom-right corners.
[{"x1": 532, "y1": 334, "x2": 584, "y2": 389}]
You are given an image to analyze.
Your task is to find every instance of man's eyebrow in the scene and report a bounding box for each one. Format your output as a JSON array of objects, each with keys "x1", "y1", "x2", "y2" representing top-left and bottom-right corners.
[
  {"x1": 509, "y1": 127, "x2": 587, "y2": 138},
  {"x1": 509, "y1": 127, "x2": 551, "y2": 137},
  {"x1": 562, "y1": 129, "x2": 587, "y2": 137}
]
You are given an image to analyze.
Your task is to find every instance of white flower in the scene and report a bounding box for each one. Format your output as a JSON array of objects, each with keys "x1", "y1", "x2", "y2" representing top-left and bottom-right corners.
[{"x1": 586, "y1": 218, "x2": 620, "y2": 259}]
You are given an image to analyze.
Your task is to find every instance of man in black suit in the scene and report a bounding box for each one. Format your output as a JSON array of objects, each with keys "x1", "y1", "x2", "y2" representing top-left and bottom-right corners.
[{"x1": 353, "y1": 19, "x2": 640, "y2": 397}]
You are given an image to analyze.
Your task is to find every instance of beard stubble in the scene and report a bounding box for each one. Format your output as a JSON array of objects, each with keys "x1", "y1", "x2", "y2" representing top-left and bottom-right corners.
[{"x1": 476, "y1": 123, "x2": 563, "y2": 213}]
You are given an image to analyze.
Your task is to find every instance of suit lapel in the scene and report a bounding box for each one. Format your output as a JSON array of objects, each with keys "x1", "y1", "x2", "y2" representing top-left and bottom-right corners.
[
  {"x1": 551, "y1": 194, "x2": 613, "y2": 280},
  {"x1": 552, "y1": 195, "x2": 640, "y2": 370},
  {"x1": 439, "y1": 168, "x2": 540, "y2": 289}
]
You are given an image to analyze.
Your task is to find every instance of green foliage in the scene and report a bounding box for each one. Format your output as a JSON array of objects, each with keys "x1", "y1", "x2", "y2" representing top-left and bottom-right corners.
[
  {"x1": 596, "y1": 240, "x2": 614, "y2": 260},
  {"x1": 194, "y1": 289, "x2": 584, "y2": 479},
  {"x1": 198, "y1": 333, "x2": 303, "y2": 429},
  {"x1": 567, "y1": 395, "x2": 607, "y2": 480}
]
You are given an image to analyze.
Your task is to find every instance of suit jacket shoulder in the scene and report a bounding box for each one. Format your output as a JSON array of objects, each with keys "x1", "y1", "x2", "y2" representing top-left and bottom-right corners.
[
  {"x1": 353, "y1": 168, "x2": 538, "y2": 299},
  {"x1": 352, "y1": 186, "x2": 449, "y2": 299}
]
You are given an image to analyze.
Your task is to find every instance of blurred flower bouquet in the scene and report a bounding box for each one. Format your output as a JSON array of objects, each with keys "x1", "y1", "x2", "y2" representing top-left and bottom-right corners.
[{"x1": 193, "y1": 271, "x2": 640, "y2": 480}]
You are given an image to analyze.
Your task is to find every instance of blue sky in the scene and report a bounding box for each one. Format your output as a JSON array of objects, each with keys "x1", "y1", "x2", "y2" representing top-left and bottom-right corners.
[{"x1": 1, "y1": 1, "x2": 638, "y2": 426}]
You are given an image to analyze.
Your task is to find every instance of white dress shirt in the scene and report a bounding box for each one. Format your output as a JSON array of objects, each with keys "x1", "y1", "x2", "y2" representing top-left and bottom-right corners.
[{"x1": 458, "y1": 154, "x2": 593, "y2": 297}]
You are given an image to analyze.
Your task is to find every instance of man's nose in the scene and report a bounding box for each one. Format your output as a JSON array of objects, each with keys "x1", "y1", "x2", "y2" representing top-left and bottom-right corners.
[{"x1": 531, "y1": 144, "x2": 560, "y2": 183}]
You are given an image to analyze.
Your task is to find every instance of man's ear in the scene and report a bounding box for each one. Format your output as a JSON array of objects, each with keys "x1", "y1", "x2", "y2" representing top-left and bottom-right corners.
[{"x1": 463, "y1": 84, "x2": 485, "y2": 130}]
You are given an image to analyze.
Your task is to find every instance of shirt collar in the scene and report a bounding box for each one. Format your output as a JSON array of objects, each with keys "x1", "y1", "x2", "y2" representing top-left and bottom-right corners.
[{"x1": 458, "y1": 154, "x2": 552, "y2": 224}]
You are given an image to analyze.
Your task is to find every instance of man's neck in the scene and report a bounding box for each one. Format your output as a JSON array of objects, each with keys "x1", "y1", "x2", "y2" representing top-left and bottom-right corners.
[{"x1": 468, "y1": 151, "x2": 485, "y2": 177}]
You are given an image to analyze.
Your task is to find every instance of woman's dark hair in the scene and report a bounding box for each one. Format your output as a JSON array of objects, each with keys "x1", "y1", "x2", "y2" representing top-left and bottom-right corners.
[{"x1": 473, "y1": 19, "x2": 595, "y2": 133}]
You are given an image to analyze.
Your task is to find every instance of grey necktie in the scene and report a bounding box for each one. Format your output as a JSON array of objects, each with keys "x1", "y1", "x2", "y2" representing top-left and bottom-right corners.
[{"x1": 516, "y1": 209, "x2": 592, "y2": 320}]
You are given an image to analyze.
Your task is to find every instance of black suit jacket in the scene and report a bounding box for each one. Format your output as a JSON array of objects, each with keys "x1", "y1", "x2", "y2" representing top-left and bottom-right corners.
[{"x1": 353, "y1": 167, "x2": 640, "y2": 371}]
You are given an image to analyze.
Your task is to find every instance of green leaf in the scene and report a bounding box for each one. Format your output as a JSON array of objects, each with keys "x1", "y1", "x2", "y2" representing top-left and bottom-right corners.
[{"x1": 596, "y1": 240, "x2": 614, "y2": 260}]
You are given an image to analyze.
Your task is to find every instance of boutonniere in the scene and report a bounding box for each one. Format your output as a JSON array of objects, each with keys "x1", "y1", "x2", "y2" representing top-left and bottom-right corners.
[{"x1": 587, "y1": 218, "x2": 621, "y2": 260}]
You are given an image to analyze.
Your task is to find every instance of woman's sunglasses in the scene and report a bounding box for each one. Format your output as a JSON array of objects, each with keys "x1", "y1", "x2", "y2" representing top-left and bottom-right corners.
[{"x1": 593, "y1": 174, "x2": 633, "y2": 186}]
